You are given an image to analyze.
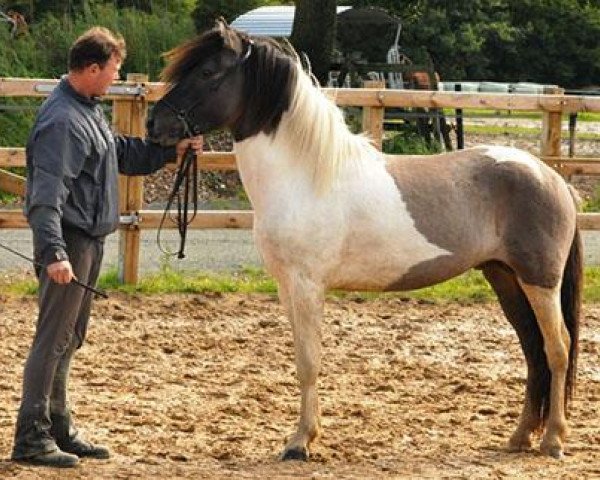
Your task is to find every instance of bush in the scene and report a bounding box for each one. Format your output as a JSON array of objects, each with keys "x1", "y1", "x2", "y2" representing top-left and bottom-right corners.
[{"x1": 383, "y1": 126, "x2": 442, "y2": 155}]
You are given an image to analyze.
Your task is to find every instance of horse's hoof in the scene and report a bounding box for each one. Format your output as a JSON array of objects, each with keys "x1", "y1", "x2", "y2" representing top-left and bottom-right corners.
[
  {"x1": 281, "y1": 447, "x2": 309, "y2": 461},
  {"x1": 507, "y1": 435, "x2": 532, "y2": 452},
  {"x1": 541, "y1": 441, "x2": 564, "y2": 460}
]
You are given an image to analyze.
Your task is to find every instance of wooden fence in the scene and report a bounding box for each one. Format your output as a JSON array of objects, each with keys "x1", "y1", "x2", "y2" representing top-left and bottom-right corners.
[{"x1": 1, "y1": 76, "x2": 600, "y2": 283}]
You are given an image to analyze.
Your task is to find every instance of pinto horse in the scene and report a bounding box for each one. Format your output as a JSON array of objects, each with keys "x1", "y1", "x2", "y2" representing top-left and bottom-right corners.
[{"x1": 147, "y1": 20, "x2": 582, "y2": 460}]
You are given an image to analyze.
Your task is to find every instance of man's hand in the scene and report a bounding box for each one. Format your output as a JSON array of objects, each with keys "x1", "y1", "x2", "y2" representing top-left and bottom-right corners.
[
  {"x1": 47, "y1": 260, "x2": 74, "y2": 284},
  {"x1": 175, "y1": 135, "x2": 203, "y2": 164}
]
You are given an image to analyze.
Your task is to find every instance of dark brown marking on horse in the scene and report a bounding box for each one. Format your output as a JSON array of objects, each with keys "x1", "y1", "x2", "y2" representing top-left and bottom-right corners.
[{"x1": 383, "y1": 149, "x2": 577, "y2": 291}]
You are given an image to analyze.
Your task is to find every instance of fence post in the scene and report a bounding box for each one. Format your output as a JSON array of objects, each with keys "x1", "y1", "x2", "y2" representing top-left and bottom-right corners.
[
  {"x1": 113, "y1": 73, "x2": 148, "y2": 284},
  {"x1": 361, "y1": 80, "x2": 385, "y2": 151},
  {"x1": 541, "y1": 86, "x2": 564, "y2": 175}
]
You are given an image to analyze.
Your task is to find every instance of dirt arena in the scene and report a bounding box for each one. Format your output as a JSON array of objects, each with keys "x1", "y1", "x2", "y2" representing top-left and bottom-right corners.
[{"x1": 0, "y1": 292, "x2": 599, "y2": 479}]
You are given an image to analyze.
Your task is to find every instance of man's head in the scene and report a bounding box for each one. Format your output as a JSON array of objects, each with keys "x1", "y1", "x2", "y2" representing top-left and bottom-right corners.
[{"x1": 68, "y1": 27, "x2": 126, "y2": 97}]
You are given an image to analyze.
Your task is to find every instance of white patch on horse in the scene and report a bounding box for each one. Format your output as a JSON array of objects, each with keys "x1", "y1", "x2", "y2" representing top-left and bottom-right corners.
[{"x1": 482, "y1": 145, "x2": 544, "y2": 179}]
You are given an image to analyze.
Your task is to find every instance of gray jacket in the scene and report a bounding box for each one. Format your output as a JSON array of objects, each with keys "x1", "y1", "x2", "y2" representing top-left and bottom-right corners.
[{"x1": 25, "y1": 77, "x2": 177, "y2": 265}]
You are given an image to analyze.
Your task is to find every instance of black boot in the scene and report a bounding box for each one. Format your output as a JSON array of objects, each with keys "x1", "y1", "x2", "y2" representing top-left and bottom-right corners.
[
  {"x1": 50, "y1": 412, "x2": 110, "y2": 459},
  {"x1": 12, "y1": 417, "x2": 79, "y2": 468}
]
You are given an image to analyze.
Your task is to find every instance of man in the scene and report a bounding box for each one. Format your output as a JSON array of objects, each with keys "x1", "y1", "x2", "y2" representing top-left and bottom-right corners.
[{"x1": 12, "y1": 27, "x2": 202, "y2": 468}]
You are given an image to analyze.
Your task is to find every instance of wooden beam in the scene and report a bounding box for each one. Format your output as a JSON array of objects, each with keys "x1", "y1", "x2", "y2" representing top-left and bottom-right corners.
[
  {"x1": 0, "y1": 148, "x2": 26, "y2": 167},
  {"x1": 3, "y1": 77, "x2": 600, "y2": 113},
  {"x1": 0, "y1": 210, "x2": 253, "y2": 229},
  {"x1": 361, "y1": 80, "x2": 385, "y2": 151},
  {"x1": 1, "y1": 209, "x2": 596, "y2": 231},
  {"x1": 163, "y1": 151, "x2": 238, "y2": 171},
  {"x1": 135, "y1": 210, "x2": 253, "y2": 229},
  {"x1": 578, "y1": 213, "x2": 600, "y2": 230},
  {"x1": 0, "y1": 169, "x2": 26, "y2": 196},
  {"x1": 324, "y1": 89, "x2": 600, "y2": 113},
  {"x1": 0, "y1": 210, "x2": 28, "y2": 228}
]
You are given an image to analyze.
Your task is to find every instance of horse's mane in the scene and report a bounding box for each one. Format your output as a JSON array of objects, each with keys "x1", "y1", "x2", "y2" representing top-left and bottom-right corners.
[
  {"x1": 162, "y1": 25, "x2": 376, "y2": 193},
  {"x1": 282, "y1": 62, "x2": 377, "y2": 193},
  {"x1": 250, "y1": 37, "x2": 376, "y2": 193}
]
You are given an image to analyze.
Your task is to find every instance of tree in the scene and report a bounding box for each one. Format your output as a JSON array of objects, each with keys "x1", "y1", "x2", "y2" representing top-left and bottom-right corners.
[
  {"x1": 348, "y1": 0, "x2": 600, "y2": 87},
  {"x1": 495, "y1": 0, "x2": 600, "y2": 87},
  {"x1": 290, "y1": 0, "x2": 337, "y2": 86}
]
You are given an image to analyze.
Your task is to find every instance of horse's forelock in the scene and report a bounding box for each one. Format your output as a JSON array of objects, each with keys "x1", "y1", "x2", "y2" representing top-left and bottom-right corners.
[{"x1": 160, "y1": 30, "x2": 225, "y2": 85}]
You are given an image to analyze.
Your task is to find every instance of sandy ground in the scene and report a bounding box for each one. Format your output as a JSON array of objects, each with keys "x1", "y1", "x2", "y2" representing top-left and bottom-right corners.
[{"x1": 0, "y1": 293, "x2": 599, "y2": 479}]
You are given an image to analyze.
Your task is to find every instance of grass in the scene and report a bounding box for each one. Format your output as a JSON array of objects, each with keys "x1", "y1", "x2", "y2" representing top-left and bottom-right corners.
[
  {"x1": 3, "y1": 265, "x2": 600, "y2": 304},
  {"x1": 443, "y1": 109, "x2": 600, "y2": 123},
  {"x1": 463, "y1": 124, "x2": 600, "y2": 140}
]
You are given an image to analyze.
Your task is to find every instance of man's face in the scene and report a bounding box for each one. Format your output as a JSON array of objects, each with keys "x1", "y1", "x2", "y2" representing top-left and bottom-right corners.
[{"x1": 90, "y1": 53, "x2": 121, "y2": 96}]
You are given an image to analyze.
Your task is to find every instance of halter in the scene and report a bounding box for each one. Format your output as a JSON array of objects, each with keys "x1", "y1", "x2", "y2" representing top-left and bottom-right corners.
[{"x1": 156, "y1": 39, "x2": 253, "y2": 259}]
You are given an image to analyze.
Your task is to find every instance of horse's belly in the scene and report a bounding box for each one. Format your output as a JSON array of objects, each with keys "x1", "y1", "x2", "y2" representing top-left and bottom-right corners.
[{"x1": 327, "y1": 240, "x2": 472, "y2": 292}]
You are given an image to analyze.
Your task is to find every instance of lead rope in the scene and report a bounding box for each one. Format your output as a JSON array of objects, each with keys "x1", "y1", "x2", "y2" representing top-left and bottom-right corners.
[{"x1": 157, "y1": 144, "x2": 198, "y2": 259}]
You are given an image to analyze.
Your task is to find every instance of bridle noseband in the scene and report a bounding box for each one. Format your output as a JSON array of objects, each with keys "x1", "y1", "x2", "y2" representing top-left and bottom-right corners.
[{"x1": 156, "y1": 39, "x2": 253, "y2": 259}]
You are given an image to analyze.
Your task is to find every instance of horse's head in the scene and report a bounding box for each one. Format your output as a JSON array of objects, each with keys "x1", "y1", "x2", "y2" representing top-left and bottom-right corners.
[{"x1": 148, "y1": 19, "x2": 295, "y2": 146}]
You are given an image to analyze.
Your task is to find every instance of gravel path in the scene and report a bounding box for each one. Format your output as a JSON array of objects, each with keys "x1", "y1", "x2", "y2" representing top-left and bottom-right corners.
[{"x1": 0, "y1": 228, "x2": 262, "y2": 275}]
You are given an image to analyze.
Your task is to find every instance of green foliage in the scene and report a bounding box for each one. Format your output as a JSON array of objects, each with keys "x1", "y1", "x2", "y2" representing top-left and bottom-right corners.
[
  {"x1": 348, "y1": 0, "x2": 600, "y2": 88},
  {"x1": 383, "y1": 125, "x2": 442, "y2": 155},
  {"x1": 1, "y1": 4, "x2": 195, "y2": 80},
  {"x1": 1, "y1": 3, "x2": 196, "y2": 146},
  {"x1": 582, "y1": 185, "x2": 600, "y2": 213}
]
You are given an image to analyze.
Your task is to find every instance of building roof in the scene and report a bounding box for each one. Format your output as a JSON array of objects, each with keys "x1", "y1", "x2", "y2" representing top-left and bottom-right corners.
[{"x1": 231, "y1": 5, "x2": 352, "y2": 37}]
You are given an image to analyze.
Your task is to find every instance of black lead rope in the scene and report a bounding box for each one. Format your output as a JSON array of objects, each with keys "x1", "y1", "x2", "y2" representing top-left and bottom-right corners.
[{"x1": 156, "y1": 144, "x2": 198, "y2": 259}]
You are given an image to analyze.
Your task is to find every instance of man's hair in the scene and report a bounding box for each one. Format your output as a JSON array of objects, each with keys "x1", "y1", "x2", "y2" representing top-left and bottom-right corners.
[{"x1": 68, "y1": 27, "x2": 126, "y2": 71}]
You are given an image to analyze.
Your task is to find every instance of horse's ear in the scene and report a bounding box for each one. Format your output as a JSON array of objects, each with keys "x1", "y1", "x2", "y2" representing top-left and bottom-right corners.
[
  {"x1": 214, "y1": 17, "x2": 229, "y2": 34},
  {"x1": 214, "y1": 17, "x2": 240, "y2": 50}
]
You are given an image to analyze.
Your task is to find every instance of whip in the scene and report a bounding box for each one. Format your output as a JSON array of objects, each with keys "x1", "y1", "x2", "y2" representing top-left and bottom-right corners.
[{"x1": 0, "y1": 241, "x2": 108, "y2": 298}]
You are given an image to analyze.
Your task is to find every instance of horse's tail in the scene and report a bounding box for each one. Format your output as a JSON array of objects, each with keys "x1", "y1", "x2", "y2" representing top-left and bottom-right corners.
[
  {"x1": 561, "y1": 225, "x2": 583, "y2": 412},
  {"x1": 520, "y1": 226, "x2": 582, "y2": 424}
]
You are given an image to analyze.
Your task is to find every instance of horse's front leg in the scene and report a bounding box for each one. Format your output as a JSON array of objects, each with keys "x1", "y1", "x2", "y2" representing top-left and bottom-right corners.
[{"x1": 278, "y1": 274, "x2": 325, "y2": 461}]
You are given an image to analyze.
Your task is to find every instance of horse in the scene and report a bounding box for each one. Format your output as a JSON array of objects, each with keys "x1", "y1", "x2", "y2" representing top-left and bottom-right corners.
[{"x1": 147, "y1": 20, "x2": 582, "y2": 461}]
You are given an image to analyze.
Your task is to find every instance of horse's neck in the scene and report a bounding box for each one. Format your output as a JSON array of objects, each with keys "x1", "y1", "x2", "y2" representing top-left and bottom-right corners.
[{"x1": 234, "y1": 126, "x2": 303, "y2": 212}]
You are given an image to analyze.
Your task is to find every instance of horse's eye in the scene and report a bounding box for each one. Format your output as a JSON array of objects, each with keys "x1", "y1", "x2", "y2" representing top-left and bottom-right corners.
[{"x1": 201, "y1": 69, "x2": 213, "y2": 79}]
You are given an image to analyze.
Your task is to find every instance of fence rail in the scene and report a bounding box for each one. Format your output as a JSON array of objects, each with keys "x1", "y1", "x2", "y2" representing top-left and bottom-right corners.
[{"x1": 1, "y1": 77, "x2": 599, "y2": 283}]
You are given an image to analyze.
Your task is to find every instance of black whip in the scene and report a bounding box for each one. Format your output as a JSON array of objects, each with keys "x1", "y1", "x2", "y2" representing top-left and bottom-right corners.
[
  {"x1": 0, "y1": 241, "x2": 108, "y2": 298},
  {"x1": 156, "y1": 145, "x2": 198, "y2": 259}
]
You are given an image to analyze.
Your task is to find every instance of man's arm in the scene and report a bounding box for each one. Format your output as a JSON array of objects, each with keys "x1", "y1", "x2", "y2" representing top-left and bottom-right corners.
[{"x1": 114, "y1": 135, "x2": 177, "y2": 175}]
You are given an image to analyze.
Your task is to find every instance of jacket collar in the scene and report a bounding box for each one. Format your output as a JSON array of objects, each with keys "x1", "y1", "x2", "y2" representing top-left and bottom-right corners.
[{"x1": 59, "y1": 75, "x2": 101, "y2": 107}]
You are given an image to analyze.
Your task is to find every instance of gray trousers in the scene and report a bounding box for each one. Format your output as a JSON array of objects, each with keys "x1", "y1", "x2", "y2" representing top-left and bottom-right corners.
[{"x1": 13, "y1": 228, "x2": 104, "y2": 456}]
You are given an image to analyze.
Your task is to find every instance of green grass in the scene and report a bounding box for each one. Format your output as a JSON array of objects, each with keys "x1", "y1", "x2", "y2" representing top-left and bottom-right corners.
[
  {"x1": 97, "y1": 265, "x2": 278, "y2": 295},
  {"x1": 443, "y1": 109, "x2": 600, "y2": 123},
  {"x1": 3, "y1": 266, "x2": 600, "y2": 304},
  {"x1": 464, "y1": 124, "x2": 600, "y2": 140}
]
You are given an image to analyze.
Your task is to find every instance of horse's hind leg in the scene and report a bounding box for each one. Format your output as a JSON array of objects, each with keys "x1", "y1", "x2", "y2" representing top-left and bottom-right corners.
[
  {"x1": 519, "y1": 281, "x2": 570, "y2": 459},
  {"x1": 482, "y1": 262, "x2": 547, "y2": 451},
  {"x1": 277, "y1": 274, "x2": 325, "y2": 461}
]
